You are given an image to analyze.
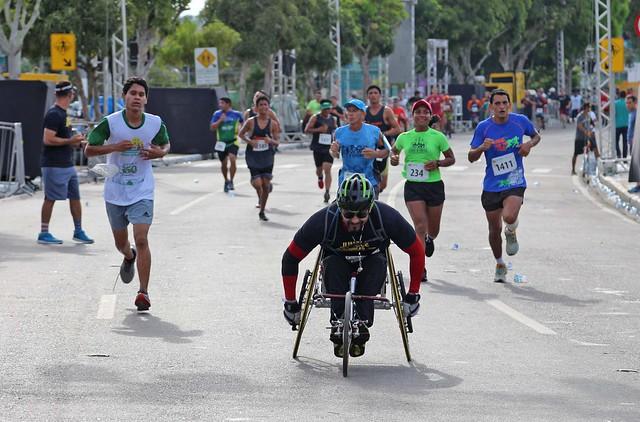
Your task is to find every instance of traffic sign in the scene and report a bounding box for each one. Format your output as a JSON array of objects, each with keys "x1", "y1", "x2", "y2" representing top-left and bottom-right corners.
[
  {"x1": 50, "y1": 33, "x2": 77, "y2": 71},
  {"x1": 599, "y1": 37, "x2": 624, "y2": 73},
  {"x1": 194, "y1": 47, "x2": 219, "y2": 86},
  {"x1": 635, "y1": 15, "x2": 640, "y2": 37}
]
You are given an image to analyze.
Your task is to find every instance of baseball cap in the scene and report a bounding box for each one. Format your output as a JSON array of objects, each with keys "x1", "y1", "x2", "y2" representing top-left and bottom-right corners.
[
  {"x1": 320, "y1": 100, "x2": 332, "y2": 110},
  {"x1": 344, "y1": 98, "x2": 366, "y2": 111},
  {"x1": 411, "y1": 99, "x2": 432, "y2": 114}
]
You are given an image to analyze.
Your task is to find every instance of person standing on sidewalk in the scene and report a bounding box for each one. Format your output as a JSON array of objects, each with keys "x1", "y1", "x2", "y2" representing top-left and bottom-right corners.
[
  {"x1": 468, "y1": 89, "x2": 541, "y2": 283},
  {"x1": 37, "y1": 81, "x2": 94, "y2": 245},
  {"x1": 614, "y1": 90, "x2": 629, "y2": 159},
  {"x1": 85, "y1": 77, "x2": 170, "y2": 311},
  {"x1": 626, "y1": 95, "x2": 640, "y2": 193},
  {"x1": 210, "y1": 97, "x2": 243, "y2": 193}
]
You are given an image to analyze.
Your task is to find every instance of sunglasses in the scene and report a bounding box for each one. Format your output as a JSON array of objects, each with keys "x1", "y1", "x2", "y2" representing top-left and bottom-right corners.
[{"x1": 341, "y1": 209, "x2": 369, "y2": 219}]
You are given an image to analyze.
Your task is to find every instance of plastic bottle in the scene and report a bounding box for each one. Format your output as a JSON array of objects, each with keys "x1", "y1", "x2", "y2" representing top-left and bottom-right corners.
[
  {"x1": 451, "y1": 243, "x2": 460, "y2": 251},
  {"x1": 507, "y1": 262, "x2": 513, "y2": 270},
  {"x1": 514, "y1": 273, "x2": 527, "y2": 283}
]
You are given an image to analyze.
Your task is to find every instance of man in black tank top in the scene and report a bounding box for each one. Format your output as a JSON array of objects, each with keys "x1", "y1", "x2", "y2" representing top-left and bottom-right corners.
[
  {"x1": 304, "y1": 99, "x2": 337, "y2": 203},
  {"x1": 238, "y1": 95, "x2": 281, "y2": 221},
  {"x1": 365, "y1": 85, "x2": 402, "y2": 192}
]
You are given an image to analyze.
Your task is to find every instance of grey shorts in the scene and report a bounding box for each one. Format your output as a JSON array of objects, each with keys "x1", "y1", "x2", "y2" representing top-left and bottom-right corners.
[
  {"x1": 105, "y1": 199, "x2": 154, "y2": 230},
  {"x1": 42, "y1": 167, "x2": 80, "y2": 200}
]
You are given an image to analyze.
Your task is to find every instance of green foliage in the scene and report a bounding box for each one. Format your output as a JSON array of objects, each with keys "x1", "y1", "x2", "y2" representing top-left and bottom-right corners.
[{"x1": 612, "y1": 0, "x2": 630, "y2": 37}]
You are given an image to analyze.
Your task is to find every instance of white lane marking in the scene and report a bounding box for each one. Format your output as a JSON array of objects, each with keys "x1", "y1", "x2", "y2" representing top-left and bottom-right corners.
[
  {"x1": 599, "y1": 312, "x2": 630, "y2": 316},
  {"x1": 277, "y1": 164, "x2": 303, "y2": 169},
  {"x1": 443, "y1": 165, "x2": 468, "y2": 172},
  {"x1": 386, "y1": 180, "x2": 404, "y2": 209},
  {"x1": 532, "y1": 168, "x2": 552, "y2": 173},
  {"x1": 570, "y1": 339, "x2": 609, "y2": 347},
  {"x1": 571, "y1": 175, "x2": 634, "y2": 224},
  {"x1": 485, "y1": 299, "x2": 557, "y2": 335},
  {"x1": 169, "y1": 181, "x2": 251, "y2": 216},
  {"x1": 96, "y1": 294, "x2": 117, "y2": 320},
  {"x1": 194, "y1": 162, "x2": 217, "y2": 168},
  {"x1": 592, "y1": 288, "x2": 627, "y2": 296}
]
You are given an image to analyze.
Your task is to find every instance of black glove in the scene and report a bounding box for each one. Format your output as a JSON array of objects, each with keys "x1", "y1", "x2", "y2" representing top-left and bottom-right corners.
[
  {"x1": 283, "y1": 300, "x2": 301, "y2": 326},
  {"x1": 403, "y1": 293, "x2": 420, "y2": 317}
]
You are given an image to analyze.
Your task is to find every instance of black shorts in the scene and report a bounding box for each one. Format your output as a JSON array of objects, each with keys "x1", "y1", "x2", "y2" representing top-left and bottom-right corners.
[
  {"x1": 313, "y1": 150, "x2": 333, "y2": 167},
  {"x1": 481, "y1": 187, "x2": 526, "y2": 212},
  {"x1": 249, "y1": 165, "x2": 273, "y2": 180},
  {"x1": 374, "y1": 156, "x2": 388, "y2": 174},
  {"x1": 218, "y1": 144, "x2": 239, "y2": 162},
  {"x1": 403, "y1": 180, "x2": 445, "y2": 206},
  {"x1": 571, "y1": 109, "x2": 579, "y2": 119},
  {"x1": 574, "y1": 138, "x2": 597, "y2": 156}
]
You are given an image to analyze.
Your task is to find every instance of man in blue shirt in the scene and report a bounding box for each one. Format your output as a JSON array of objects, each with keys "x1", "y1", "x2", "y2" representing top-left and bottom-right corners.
[
  {"x1": 210, "y1": 97, "x2": 244, "y2": 192},
  {"x1": 330, "y1": 99, "x2": 390, "y2": 196},
  {"x1": 468, "y1": 89, "x2": 541, "y2": 282}
]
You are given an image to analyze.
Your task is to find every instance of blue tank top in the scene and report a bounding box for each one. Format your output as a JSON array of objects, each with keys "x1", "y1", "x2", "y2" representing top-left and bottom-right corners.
[{"x1": 334, "y1": 123, "x2": 381, "y2": 187}]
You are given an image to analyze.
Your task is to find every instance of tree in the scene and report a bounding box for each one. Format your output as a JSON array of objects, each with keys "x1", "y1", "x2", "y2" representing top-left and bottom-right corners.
[
  {"x1": 339, "y1": 0, "x2": 406, "y2": 92},
  {"x1": 128, "y1": 0, "x2": 189, "y2": 78},
  {"x1": 0, "y1": 0, "x2": 41, "y2": 78}
]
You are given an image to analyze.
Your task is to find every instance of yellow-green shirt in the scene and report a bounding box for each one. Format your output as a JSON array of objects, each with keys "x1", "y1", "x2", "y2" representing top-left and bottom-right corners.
[{"x1": 395, "y1": 128, "x2": 450, "y2": 182}]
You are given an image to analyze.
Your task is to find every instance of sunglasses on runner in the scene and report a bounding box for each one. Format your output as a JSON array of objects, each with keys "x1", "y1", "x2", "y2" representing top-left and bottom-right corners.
[{"x1": 341, "y1": 209, "x2": 369, "y2": 219}]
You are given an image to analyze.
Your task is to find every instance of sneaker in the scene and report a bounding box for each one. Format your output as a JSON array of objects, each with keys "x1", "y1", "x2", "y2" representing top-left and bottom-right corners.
[
  {"x1": 228, "y1": 180, "x2": 235, "y2": 191},
  {"x1": 505, "y1": 228, "x2": 519, "y2": 256},
  {"x1": 323, "y1": 191, "x2": 330, "y2": 203},
  {"x1": 352, "y1": 322, "x2": 370, "y2": 345},
  {"x1": 317, "y1": 178, "x2": 324, "y2": 189},
  {"x1": 628, "y1": 185, "x2": 640, "y2": 193},
  {"x1": 330, "y1": 325, "x2": 344, "y2": 357},
  {"x1": 421, "y1": 268, "x2": 428, "y2": 283},
  {"x1": 349, "y1": 343, "x2": 366, "y2": 357},
  {"x1": 425, "y1": 236, "x2": 435, "y2": 257},
  {"x1": 135, "y1": 291, "x2": 150, "y2": 311},
  {"x1": 259, "y1": 211, "x2": 269, "y2": 221},
  {"x1": 494, "y1": 263, "x2": 508, "y2": 283},
  {"x1": 223, "y1": 181, "x2": 229, "y2": 193},
  {"x1": 120, "y1": 248, "x2": 137, "y2": 284},
  {"x1": 37, "y1": 232, "x2": 63, "y2": 245},
  {"x1": 72, "y1": 229, "x2": 94, "y2": 244},
  {"x1": 334, "y1": 343, "x2": 345, "y2": 358}
]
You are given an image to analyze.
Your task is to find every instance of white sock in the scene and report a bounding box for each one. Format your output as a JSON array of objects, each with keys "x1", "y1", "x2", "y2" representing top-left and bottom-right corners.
[
  {"x1": 496, "y1": 257, "x2": 505, "y2": 265},
  {"x1": 505, "y1": 219, "x2": 519, "y2": 232}
]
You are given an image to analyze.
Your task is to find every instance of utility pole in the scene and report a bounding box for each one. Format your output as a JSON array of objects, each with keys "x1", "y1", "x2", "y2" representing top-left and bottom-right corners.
[
  {"x1": 595, "y1": 0, "x2": 615, "y2": 169},
  {"x1": 556, "y1": 31, "x2": 565, "y2": 94},
  {"x1": 111, "y1": 0, "x2": 128, "y2": 110},
  {"x1": 329, "y1": 0, "x2": 342, "y2": 103}
]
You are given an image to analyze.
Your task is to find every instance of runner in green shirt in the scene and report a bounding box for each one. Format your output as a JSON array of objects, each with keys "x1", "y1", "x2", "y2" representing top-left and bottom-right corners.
[{"x1": 390, "y1": 99, "x2": 455, "y2": 282}]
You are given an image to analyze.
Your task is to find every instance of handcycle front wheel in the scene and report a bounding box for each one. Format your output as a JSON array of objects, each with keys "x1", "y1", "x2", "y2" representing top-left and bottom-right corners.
[{"x1": 342, "y1": 291, "x2": 353, "y2": 377}]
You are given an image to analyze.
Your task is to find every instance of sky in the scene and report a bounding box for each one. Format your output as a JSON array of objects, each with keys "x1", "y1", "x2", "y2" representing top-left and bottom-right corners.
[{"x1": 182, "y1": 0, "x2": 206, "y2": 16}]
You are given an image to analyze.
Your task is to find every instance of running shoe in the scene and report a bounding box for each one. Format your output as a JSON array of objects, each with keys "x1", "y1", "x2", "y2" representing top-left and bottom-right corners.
[
  {"x1": 223, "y1": 181, "x2": 229, "y2": 193},
  {"x1": 628, "y1": 185, "x2": 640, "y2": 193},
  {"x1": 135, "y1": 291, "x2": 150, "y2": 311},
  {"x1": 228, "y1": 180, "x2": 235, "y2": 191},
  {"x1": 330, "y1": 325, "x2": 344, "y2": 357},
  {"x1": 318, "y1": 178, "x2": 324, "y2": 189},
  {"x1": 259, "y1": 211, "x2": 269, "y2": 221},
  {"x1": 352, "y1": 322, "x2": 370, "y2": 345},
  {"x1": 504, "y1": 228, "x2": 519, "y2": 256},
  {"x1": 494, "y1": 263, "x2": 508, "y2": 283},
  {"x1": 323, "y1": 191, "x2": 330, "y2": 203},
  {"x1": 349, "y1": 343, "x2": 365, "y2": 357},
  {"x1": 425, "y1": 236, "x2": 435, "y2": 257},
  {"x1": 72, "y1": 229, "x2": 94, "y2": 244},
  {"x1": 37, "y1": 232, "x2": 63, "y2": 245},
  {"x1": 120, "y1": 248, "x2": 136, "y2": 284},
  {"x1": 421, "y1": 268, "x2": 428, "y2": 283}
]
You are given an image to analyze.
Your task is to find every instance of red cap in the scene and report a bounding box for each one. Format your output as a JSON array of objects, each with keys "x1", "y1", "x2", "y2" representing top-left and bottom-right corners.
[{"x1": 411, "y1": 99, "x2": 432, "y2": 114}]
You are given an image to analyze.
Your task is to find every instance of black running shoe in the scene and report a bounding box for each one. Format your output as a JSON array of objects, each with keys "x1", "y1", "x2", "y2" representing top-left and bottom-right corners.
[
  {"x1": 349, "y1": 343, "x2": 365, "y2": 357},
  {"x1": 352, "y1": 323, "x2": 370, "y2": 345},
  {"x1": 120, "y1": 248, "x2": 136, "y2": 284},
  {"x1": 425, "y1": 236, "x2": 435, "y2": 257},
  {"x1": 259, "y1": 211, "x2": 269, "y2": 221}
]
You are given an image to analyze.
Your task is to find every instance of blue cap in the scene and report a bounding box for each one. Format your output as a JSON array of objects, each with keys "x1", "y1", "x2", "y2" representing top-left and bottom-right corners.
[{"x1": 344, "y1": 98, "x2": 366, "y2": 111}]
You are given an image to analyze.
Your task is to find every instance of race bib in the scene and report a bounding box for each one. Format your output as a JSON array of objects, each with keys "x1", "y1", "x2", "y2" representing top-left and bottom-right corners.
[
  {"x1": 471, "y1": 104, "x2": 478, "y2": 112},
  {"x1": 492, "y1": 153, "x2": 517, "y2": 176},
  {"x1": 318, "y1": 133, "x2": 332, "y2": 145},
  {"x1": 254, "y1": 140, "x2": 269, "y2": 152},
  {"x1": 214, "y1": 141, "x2": 227, "y2": 152},
  {"x1": 536, "y1": 107, "x2": 543, "y2": 114},
  {"x1": 406, "y1": 162, "x2": 429, "y2": 182}
]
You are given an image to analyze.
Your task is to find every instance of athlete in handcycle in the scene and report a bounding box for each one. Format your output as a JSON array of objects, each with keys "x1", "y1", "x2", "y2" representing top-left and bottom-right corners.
[{"x1": 281, "y1": 174, "x2": 424, "y2": 366}]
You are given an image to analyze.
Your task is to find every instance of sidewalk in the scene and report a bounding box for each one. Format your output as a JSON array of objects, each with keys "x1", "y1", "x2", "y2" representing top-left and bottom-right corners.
[{"x1": 589, "y1": 168, "x2": 640, "y2": 222}]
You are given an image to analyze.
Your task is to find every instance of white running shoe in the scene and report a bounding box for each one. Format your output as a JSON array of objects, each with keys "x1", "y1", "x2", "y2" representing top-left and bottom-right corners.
[
  {"x1": 494, "y1": 263, "x2": 508, "y2": 283},
  {"x1": 505, "y1": 228, "x2": 519, "y2": 256}
]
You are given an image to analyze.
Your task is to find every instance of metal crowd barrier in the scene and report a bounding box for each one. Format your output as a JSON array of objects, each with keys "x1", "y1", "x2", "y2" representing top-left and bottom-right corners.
[{"x1": 0, "y1": 121, "x2": 34, "y2": 198}]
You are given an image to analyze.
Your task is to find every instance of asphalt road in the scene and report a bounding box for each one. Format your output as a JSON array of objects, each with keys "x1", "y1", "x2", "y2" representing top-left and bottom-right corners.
[{"x1": 1, "y1": 126, "x2": 639, "y2": 421}]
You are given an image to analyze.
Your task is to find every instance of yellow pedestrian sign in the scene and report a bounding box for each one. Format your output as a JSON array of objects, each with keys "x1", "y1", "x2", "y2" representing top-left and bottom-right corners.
[
  {"x1": 600, "y1": 37, "x2": 624, "y2": 73},
  {"x1": 50, "y1": 33, "x2": 77, "y2": 71},
  {"x1": 194, "y1": 47, "x2": 219, "y2": 85}
]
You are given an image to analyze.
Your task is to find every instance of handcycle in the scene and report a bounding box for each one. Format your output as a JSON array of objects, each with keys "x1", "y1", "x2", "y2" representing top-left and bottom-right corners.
[{"x1": 291, "y1": 246, "x2": 413, "y2": 377}]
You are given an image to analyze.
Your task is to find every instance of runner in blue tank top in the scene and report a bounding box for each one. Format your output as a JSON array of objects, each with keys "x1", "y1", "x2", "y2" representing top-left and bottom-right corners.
[
  {"x1": 468, "y1": 89, "x2": 541, "y2": 283},
  {"x1": 330, "y1": 99, "x2": 390, "y2": 195}
]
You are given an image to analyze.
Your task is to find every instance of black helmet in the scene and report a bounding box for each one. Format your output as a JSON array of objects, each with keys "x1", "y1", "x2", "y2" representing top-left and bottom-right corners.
[{"x1": 337, "y1": 174, "x2": 375, "y2": 211}]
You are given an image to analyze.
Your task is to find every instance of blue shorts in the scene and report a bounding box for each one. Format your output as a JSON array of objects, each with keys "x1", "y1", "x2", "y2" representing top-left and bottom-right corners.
[
  {"x1": 42, "y1": 167, "x2": 80, "y2": 200},
  {"x1": 105, "y1": 199, "x2": 154, "y2": 230}
]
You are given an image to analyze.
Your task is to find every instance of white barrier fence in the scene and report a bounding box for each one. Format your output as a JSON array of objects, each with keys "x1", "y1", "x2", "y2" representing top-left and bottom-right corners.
[{"x1": 0, "y1": 121, "x2": 34, "y2": 198}]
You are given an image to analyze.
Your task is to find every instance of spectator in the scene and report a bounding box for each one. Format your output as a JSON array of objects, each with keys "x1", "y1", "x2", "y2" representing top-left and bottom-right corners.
[
  {"x1": 626, "y1": 95, "x2": 640, "y2": 193},
  {"x1": 467, "y1": 93, "x2": 483, "y2": 128},
  {"x1": 570, "y1": 90, "x2": 582, "y2": 123},
  {"x1": 614, "y1": 90, "x2": 629, "y2": 158},
  {"x1": 391, "y1": 96, "x2": 409, "y2": 132}
]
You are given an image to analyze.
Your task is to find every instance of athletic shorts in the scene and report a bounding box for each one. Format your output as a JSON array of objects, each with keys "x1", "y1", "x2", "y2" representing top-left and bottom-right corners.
[
  {"x1": 218, "y1": 144, "x2": 239, "y2": 162},
  {"x1": 481, "y1": 187, "x2": 525, "y2": 212},
  {"x1": 574, "y1": 138, "x2": 597, "y2": 156},
  {"x1": 404, "y1": 180, "x2": 445, "y2": 206},
  {"x1": 105, "y1": 199, "x2": 154, "y2": 230},
  {"x1": 249, "y1": 166, "x2": 273, "y2": 180},
  {"x1": 374, "y1": 157, "x2": 388, "y2": 176},
  {"x1": 571, "y1": 109, "x2": 579, "y2": 119},
  {"x1": 313, "y1": 150, "x2": 333, "y2": 168},
  {"x1": 42, "y1": 167, "x2": 80, "y2": 201}
]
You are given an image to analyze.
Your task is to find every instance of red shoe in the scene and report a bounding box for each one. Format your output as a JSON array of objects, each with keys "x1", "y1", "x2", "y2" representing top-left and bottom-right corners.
[
  {"x1": 317, "y1": 178, "x2": 324, "y2": 189},
  {"x1": 135, "y1": 291, "x2": 150, "y2": 311}
]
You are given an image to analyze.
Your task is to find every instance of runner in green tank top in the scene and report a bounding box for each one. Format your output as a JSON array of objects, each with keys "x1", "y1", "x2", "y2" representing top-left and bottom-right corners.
[{"x1": 390, "y1": 99, "x2": 455, "y2": 282}]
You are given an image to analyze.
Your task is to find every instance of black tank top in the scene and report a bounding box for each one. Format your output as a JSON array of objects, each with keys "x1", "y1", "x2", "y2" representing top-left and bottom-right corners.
[
  {"x1": 310, "y1": 113, "x2": 336, "y2": 152},
  {"x1": 365, "y1": 105, "x2": 390, "y2": 134},
  {"x1": 246, "y1": 117, "x2": 274, "y2": 169}
]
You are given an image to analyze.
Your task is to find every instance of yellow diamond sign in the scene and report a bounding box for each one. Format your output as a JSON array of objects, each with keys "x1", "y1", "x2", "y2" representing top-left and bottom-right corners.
[{"x1": 197, "y1": 49, "x2": 216, "y2": 68}]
